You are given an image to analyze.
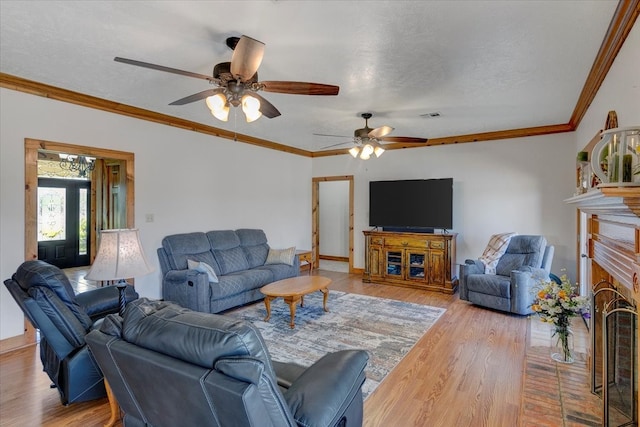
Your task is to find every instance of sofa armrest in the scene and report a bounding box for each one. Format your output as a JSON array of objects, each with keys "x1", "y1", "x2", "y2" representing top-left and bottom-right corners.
[
  {"x1": 283, "y1": 349, "x2": 368, "y2": 427},
  {"x1": 76, "y1": 285, "x2": 139, "y2": 321},
  {"x1": 459, "y1": 259, "x2": 484, "y2": 301},
  {"x1": 510, "y1": 267, "x2": 549, "y2": 315},
  {"x1": 162, "y1": 269, "x2": 211, "y2": 313}
]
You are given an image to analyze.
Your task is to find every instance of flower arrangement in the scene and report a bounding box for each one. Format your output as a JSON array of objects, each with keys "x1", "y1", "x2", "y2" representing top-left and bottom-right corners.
[{"x1": 531, "y1": 274, "x2": 590, "y2": 363}]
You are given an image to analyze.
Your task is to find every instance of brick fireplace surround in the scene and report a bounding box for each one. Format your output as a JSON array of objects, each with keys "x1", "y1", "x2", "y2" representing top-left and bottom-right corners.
[{"x1": 567, "y1": 187, "x2": 639, "y2": 427}]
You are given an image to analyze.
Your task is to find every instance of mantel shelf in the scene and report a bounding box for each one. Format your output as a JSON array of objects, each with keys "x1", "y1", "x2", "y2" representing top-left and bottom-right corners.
[{"x1": 565, "y1": 186, "x2": 640, "y2": 218}]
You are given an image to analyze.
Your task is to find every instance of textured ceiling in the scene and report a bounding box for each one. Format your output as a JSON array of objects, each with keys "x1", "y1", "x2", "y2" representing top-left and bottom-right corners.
[{"x1": 0, "y1": 1, "x2": 621, "y2": 153}]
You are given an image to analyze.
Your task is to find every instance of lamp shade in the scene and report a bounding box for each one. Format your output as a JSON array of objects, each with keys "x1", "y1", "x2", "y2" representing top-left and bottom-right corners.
[{"x1": 85, "y1": 229, "x2": 153, "y2": 281}]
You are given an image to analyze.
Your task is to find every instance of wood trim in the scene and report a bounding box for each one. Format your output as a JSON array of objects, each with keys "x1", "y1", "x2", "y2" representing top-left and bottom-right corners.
[
  {"x1": 319, "y1": 255, "x2": 349, "y2": 262},
  {"x1": 311, "y1": 176, "x2": 354, "y2": 273},
  {"x1": 0, "y1": 72, "x2": 312, "y2": 158},
  {"x1": 569, "y1": 0, "x2": 640, "y2": 128},
  {"x1": 312, "y1": 124, "x2": 574, "y2": 157},
  {"x1": 1, "y1": 2, "x2": 637, "y2": 160}
]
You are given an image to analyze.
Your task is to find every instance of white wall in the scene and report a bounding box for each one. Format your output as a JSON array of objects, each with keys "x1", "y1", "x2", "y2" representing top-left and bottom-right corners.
[
  {"x1": 0, "y1": 89, "x2": 312, "y2": 339},
  {"x1": 312, "y1": 134, "x2": 577, "y2": 278},
  {"x1": 319, "y1": 180, "x2": 350, "y2": 257}
]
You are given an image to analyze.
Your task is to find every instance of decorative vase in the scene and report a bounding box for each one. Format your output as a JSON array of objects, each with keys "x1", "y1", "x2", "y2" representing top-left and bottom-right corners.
[{"x1": 550, "y1": 326, "x2": 574, "y2": 364}]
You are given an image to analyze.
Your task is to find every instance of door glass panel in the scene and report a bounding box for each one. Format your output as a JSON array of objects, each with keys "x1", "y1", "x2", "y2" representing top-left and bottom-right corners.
[
  {"x1": 408, "y1": 252, "x2": 426, "y2": 278},
  {"x1": 386, "y1": 251, "x2": 402, "y2": 276},
  {"x1": 78, "y1": 188, "x2": 88, "y2": 255},
  {"x1": 38, "y1": 187, "x2": 66, "y2": 241}
]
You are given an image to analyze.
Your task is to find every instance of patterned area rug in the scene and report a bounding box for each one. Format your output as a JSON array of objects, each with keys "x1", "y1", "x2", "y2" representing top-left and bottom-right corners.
[{"x1": 226, "y1": 291, "x2": 446, "y2": 398}]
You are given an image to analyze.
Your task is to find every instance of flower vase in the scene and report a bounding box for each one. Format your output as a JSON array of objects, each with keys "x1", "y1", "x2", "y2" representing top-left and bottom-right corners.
[{"x1": 550, "y1": 326, "x2": 574, "y2": 364}]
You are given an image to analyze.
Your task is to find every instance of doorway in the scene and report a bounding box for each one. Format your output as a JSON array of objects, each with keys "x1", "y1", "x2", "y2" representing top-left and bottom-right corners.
[
  {"x1": 6, "y1": 139, "x2": 136, "y2": 353},
  {"x1": 37, "y1": 178, "x2": 91, "y2": 268},
  {"x1": 311, "y1": 176, "x2": 354, "y2": 273}
]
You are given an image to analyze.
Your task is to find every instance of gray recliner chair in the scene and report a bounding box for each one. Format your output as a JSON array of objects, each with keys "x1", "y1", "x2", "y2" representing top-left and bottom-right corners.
[
  {"x1": 459, "y1": 235, "x2": 554, "y2": 315},
  {"x1": 86, "y1": 298, "x2": 369, "y2": 427}
]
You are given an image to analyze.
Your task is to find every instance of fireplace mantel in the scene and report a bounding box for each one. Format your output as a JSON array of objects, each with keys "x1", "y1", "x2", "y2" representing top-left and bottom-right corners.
[{"x1": 565, "y1": 186, "x2": 640, "y2": 218}]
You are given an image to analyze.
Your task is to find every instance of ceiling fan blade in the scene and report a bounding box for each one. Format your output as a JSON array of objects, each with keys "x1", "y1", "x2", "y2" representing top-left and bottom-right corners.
[
  {"x1": 250, "y1": 93, "x2": 281, "y2": 118},
  {"x1": 169, "y1": 88, "x2": 225, "y2": 105},
  {"x1": 321, "y1": 141, "x2": 355, "y2": 149},
  {"x1": 368, "y1": 125, "x2": 394, "y2": 139},
  {"x1": 260, "y1": 81, "x2": 339, "y2": 96},
  {"x1": 114, "y1": 57, "x2": 217, "y2": 82},
  {"x1": 313, "y1": 133, "x2": 352, "y2": 138},
  {"x1": 230, "y1": 35, "x2": 265, "y2": 81},
  {"x1": 379, "y1": 136, "x2": 429, "y2": 144}
]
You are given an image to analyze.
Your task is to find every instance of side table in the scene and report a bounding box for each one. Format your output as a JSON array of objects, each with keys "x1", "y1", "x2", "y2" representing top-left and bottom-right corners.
[{"x1": 296, "y1": 249, "x2": 313, "y2": 275}]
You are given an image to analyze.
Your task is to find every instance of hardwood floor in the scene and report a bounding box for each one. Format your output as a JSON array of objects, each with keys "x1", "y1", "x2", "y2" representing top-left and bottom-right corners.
[{"x1": 0, "y1": 269, "x2": 592, "y2": 426}]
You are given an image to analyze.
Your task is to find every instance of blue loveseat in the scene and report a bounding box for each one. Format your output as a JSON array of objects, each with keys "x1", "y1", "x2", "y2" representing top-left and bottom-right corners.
[{"x1": 157, "y1": 229, "x2": 299, "y2": 314}]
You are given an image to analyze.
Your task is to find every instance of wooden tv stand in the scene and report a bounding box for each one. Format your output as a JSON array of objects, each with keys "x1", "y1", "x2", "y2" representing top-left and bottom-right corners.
[{"x1": 363, "y1": 230, "x2": 458, "y2": 294}]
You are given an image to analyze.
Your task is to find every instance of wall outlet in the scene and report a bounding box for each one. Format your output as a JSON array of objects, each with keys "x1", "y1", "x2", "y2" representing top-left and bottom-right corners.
[{"x1": 145, "y1": 214, "x2": 154, "y2": 223}]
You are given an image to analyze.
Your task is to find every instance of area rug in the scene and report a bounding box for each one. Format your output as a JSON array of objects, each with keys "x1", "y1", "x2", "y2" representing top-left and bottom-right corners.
[{"x1": 226, "y1": 291, "x2": 446, "y2": 398}]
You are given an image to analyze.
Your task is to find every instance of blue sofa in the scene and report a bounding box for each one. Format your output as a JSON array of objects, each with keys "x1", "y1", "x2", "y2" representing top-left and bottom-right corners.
[{"x1": 157, "y1": 229, "x2": 299, "y2": 314}]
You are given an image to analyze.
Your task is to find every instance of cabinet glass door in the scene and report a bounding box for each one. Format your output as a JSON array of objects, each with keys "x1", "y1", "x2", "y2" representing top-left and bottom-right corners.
[
  {"x1": 408, "y1": 251, "x2": 426, "y2": 280},
  {"x1": 385, "y1": 251, "x2": 402, "y2": 276}
]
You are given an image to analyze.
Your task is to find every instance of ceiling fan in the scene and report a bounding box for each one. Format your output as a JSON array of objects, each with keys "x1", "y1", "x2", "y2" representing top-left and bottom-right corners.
[
  {"x1": 114, "y1": 35, "x2": 339, "y2": 122},
  {"x1": 315, "y1": 113, "x2": 429, "y2": 159}
]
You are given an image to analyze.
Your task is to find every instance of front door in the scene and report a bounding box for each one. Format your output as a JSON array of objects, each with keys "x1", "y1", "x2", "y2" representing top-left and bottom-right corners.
[{"x1": 37, "y1": 178, "x2": 91, "y2": 268}]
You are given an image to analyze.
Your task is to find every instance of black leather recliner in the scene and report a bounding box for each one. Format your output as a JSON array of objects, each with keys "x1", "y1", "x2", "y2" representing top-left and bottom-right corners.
[
  {"x1": 86, "y1": 298, "x2": 369, "y2": 427},
  {"x1": 3, "y1": 260, "x2": 138, "y2": 404}
]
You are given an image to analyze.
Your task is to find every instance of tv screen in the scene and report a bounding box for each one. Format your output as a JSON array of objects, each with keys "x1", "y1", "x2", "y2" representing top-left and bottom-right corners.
[{"x1": 369, "y1": 178, "x2": 453, "y2": 230}]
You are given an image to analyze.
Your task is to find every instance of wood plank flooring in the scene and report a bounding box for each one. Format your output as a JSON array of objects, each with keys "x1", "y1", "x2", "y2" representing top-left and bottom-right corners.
[{"x1": 0, "y1": 269, "x2": 596, "y2": 426}]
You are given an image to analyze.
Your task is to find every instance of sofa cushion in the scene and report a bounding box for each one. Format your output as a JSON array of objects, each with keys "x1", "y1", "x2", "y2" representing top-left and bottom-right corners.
[
  {"x1": 265, "y1": 247, "x2": 296, "y2": 266},
  {"x1": 162, "y1": 232, "x2": 220, "y2": 272},
  {"x1": 211, "y1": 269, "x2": 274, "y2": 300},
  {"x1": 187, "y1": 259, "x2": 219, "y2": 283},
  {"x1": 496, "y1": 235, "x2": 546, "y2": 276},
  {"x1": 15, "y1": 260, "x2": 93, "y2": 331},
  {"x1": 478, "y1": 232, "x2": 516, "y2": 275},
  {"x1": 29, "y1": 286, "x2": 90, "y2": 347},
  {"x1": 254, "y1": 265, "x2": 297, "y2": 282},
  {"x1": 207, "y1": 231, "x2": 250, "y2": 275},
  {"x1": 466, "y1": 274, "x2": 511, "y2": 298},
  {"x1": 237, "y1": 229, "x2": 270, "y2": 269},
  {"x1": 122, "y1": 298, "x2": 275, "y2": 376}
]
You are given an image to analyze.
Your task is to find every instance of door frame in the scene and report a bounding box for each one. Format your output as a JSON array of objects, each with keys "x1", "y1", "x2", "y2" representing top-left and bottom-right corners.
[
  {"x1": 311, "y1": 175, "x2": 354, "y2": 273},
  {"x1": 6, "y1": 139, "x2": 135, "y2": 352}
]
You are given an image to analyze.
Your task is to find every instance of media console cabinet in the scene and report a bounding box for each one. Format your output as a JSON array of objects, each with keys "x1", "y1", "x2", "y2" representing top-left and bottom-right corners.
[{"x1": 363, "y1": 230, "x2": 458, "y2": 294}]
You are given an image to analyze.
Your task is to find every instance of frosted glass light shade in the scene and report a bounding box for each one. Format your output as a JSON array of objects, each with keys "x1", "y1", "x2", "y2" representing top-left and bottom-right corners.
[
  {"x1": 206, "y1": 94, "x2": 230, "y2": 122},
  {"x1": 86, "y1": 229, "x2": 153, "y2": 281},
  {"x1": 349, "y1": 146, "x2": 360, "y2": 158},
  {"x1": 242, "y1": 94, "x2": 262, "y2": 122}
]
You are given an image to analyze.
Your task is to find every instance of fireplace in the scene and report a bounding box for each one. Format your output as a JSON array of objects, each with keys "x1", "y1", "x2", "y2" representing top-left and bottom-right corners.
[
  {"x1": 567, "y1": 187, "x2": 640, "y2": 427},
  {"x1": 591, "y1": 280, "x2": 638, "y2": 426}
]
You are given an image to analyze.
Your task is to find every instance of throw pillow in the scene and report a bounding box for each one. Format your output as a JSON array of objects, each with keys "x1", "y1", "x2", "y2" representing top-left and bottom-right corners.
[
  {"x1": 264, "y1": 247, "x2": 296, "y2": 266},
  {"x1": 187, "y1": 259, "x2": 219, "y2": 283},
  {"x1": 478, "y1": 232, "x2": 517, "y2": 275}
]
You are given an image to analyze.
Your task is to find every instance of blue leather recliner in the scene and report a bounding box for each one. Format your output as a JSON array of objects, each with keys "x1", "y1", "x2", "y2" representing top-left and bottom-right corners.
[
  {"x1": 459, "y1": 235, "x2": 554, "y2": 315},
  {"x1": 3, "y1": 260, "x2": 138, "y2": 404},
  {"x1": 86, "y1": 298, "x2": 369, "y2": 427}
]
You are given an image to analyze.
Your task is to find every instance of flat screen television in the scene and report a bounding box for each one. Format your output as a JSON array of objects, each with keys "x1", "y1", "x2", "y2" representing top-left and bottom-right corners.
[{"x1": 369, "y1": 178, "x2": 453, "y2": 231}]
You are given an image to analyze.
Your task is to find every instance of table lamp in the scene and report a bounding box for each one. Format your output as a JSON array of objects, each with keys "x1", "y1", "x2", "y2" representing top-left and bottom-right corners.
[{"x1": 85, "y1": 228, "x2": 153, "y2": 315}]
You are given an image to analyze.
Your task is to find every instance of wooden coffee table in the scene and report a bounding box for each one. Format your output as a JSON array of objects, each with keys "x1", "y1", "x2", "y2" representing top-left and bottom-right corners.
[{"x1": 260, "y1": 276, "x2": 331, "y2": 328}]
